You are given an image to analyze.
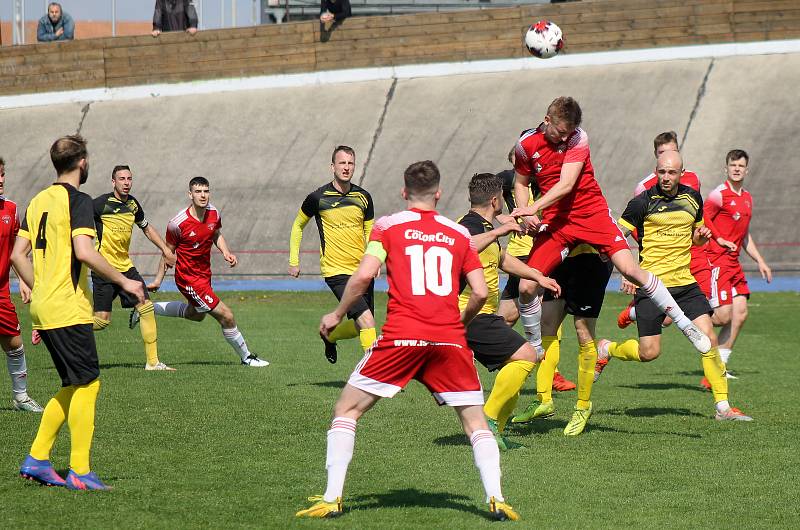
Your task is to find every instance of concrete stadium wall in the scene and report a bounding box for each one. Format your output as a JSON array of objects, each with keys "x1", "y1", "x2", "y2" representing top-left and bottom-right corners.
[{"x1": 1, "y1": 50, "x2": 798, "y2": 279}]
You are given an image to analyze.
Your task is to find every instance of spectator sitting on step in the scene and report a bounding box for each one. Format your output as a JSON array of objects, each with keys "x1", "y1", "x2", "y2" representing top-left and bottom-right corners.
[
  {"x1": 152, "y1": 0, "x2": 199, "y2": 37},
  {"x1": 320, "y1": 0, "x2": 351, "y2": 29},
  {"x1": 37, "y1": 2, "x2": 74, "y2": 42}
]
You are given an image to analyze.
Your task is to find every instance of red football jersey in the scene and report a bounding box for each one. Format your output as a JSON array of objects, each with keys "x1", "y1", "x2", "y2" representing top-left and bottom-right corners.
[
  {"x1": 514, "y1": 125, "x2": 608, "y2": 222},
  {"x1": 705, "y1": 181, "x2": 753, "y2": 263},
  {"x1": 634, "y1": 170, "x2": 710, "y2": 273},
  {"x1": 166, "y1": 205, "x2": 222, "y2": 286},
  {"x1": 369, "y1": 208, "x2": 482, "y2": 343},
  {"x1": 0, "y1": 197, "x2": 20, "y2": 297}
]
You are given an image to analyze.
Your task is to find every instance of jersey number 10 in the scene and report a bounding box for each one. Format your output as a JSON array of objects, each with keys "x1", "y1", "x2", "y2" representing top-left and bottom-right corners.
[{"x1": 405, "y1": 245, "x2": 453, "y2": 296}]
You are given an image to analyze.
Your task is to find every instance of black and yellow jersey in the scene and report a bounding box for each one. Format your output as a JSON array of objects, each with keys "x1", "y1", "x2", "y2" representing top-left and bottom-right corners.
[
  {"x1": 18, "y1": 183, "x2": 95, "y2": 329},
  {"x1": 290, "y1": 182, "x2": 374, "y2": 278},
  {"x1": 93, "y1": 193, "x2": 148, "y2": 272},
  {"x1": 619, "y1": 183, "x2": 703, "y2": 288},
  {"x1": 499, "y1": 168, "x2": 538, "y2": 257},
  {"x1": 457, "y1": 211, "x2": 501, "y2": 316}
]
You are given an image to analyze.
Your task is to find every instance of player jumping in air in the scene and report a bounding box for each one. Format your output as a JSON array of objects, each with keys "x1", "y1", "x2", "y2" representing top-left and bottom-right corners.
[
  {"x1": 509, "y1": 98, "x2": 712, "y2": 429},
  {"x1": 144, "y1": 177, "x2": 269, "y2": 367},
  {"x1": 13, "y1": 135, "x2": 146, "y2": 490},
  {"x1": 289, "y1": 146, "x2": 377, "y2": 363},
  {"x1": 94, "y1": 165, "x2": 177, "y2": 370},
  {"x1": 457, "y1": 172, "x2": 560, "y2": 449},
  {"x1": 593, "y1": 151, "x2": 752, "y2": 421},
  {"x1": 296, "y1": 161, "x2": 520, "y2": 521},
  {"x1": 0, "y1": 157, "x2": 42, "y2": 412}
]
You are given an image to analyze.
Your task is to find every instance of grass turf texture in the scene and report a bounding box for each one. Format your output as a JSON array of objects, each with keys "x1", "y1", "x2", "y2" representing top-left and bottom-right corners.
[{"x1": 0, "y1": 291, "x2": 798, "y2": 529}]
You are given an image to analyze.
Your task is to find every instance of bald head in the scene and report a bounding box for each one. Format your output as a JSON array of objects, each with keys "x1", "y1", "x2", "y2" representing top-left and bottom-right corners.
[{"x1": 656, "y1": 150, "x2": 683, "y2": 195}]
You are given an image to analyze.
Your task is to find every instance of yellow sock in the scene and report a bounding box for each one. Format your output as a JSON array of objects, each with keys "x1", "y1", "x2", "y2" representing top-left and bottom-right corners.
[
  {"x1": 358, "y1": 327, "x2": 377, "y2": 352},
  {"x1": 328, "y1": 319, "x2": 358, "y2": 343},
  {"x1": 484, "y1": 360, "x2": 535, "y2": 431},
  {"x1": 30, "y1": 386, "x2": 75, "y2": 460},
  {"x1": 701, "y1": 347, "x2": 728, "y2": 404},
  {"x1": 608, "y1": 339, "x2": 641, "y2": 362},
  {"x1": 138, "y1": 301, "x2": 159, "y2": 366},
  {"x1": 536, "y1": 336, "x2": 559, "y2": 405},
  {"x1": 92, "y1": 317, "x2": 110, "y2": 332},
  {"x1": 577, "y1": 341, "x2": 597, "y2": 410},
  {"x1": 67, "y1": 379, "x2": 101, "y2": 475}
]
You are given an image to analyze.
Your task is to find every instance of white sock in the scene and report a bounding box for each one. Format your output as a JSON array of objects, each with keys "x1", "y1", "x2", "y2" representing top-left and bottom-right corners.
[
  {"x1": 222, "y1": 327, "x2": 251, "y2": 361},
  {"x1": 5, "y1": 346, "x2": 28, "y2": 399},
  {"x1": 518, "y1": 296, "x2": 542, "y2": 350},
  {"x1": 640, "y1": 273, "x2": 691, "y2": 330},
  {"x1": 153, "y1": 301, "x2": 188, "y2": 318},
  {"x1": 629, "y1": 306, "x2": 637, "y2": 321},
  {"x1": 470, "y1": 429, "x2": 503, "y2": 502},
  {"x1": 719, "y1": 348, "x2": 732, "y2": 364},
  {"x1": 715, "y1": 400, "x2": 730, "y2": 413},
  {"x1": 323, "y1": 417, "x2": 356, "y2": 502}
]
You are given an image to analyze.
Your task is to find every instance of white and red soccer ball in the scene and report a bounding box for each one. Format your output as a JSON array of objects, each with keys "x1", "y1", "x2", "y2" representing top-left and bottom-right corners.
[{"x1": 524, "y1": 20, "x2": 564, "y2": 59}]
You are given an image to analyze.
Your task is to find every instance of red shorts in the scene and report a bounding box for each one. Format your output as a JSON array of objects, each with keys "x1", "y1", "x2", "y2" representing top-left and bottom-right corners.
[
  {"x1": 528, "y1": 209, "x2": 630, "y2": 275},
  {"x1": 694, "y1": 264, "x2": 720, "y2": 308},
  {"x1": 348, "y1": 336, "x2": 484, "y2": 406},
  {"x1": 0, "y1": 297, "x2": 21, "y2": 337},
  {"x1": 716, "y1": 262, "x2": 749, "y2": 305},
  {"x1": 176, "y1": 281, "x2": 220, "y2": 313}
]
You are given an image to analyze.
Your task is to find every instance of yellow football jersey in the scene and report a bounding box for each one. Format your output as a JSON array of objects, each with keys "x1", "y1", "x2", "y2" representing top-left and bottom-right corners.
[
  {"x1": 94, "y1": 193, "x2": 148, "y2": 272},
  {"x1": 457, "y1": 211, "x2": 501, "y2": 316}
]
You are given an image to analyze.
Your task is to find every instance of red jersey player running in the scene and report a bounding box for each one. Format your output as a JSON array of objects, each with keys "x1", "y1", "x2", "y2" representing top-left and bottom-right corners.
[
  {"x1": 702, "y1": 149, "x2": 772, "y2": 376},
  {"x1": 509, "y1": 98, "x2": 711, "y2": 403},
  {"x1": 0, "y1": 157, "x2": 42, "y2": 412},
  {"x1": 145, "y1": 177, "x2": 269, "y2": 367},
  {"x1": 296, "y1": 161, "x2": 520, "y2": 521}
]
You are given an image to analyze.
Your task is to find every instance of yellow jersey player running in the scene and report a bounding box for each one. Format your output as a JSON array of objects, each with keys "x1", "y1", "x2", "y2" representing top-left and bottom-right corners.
[
  {"x1": 93, "y1": 165, "x2": 177, "y2": 371},
  {"x1": 593, "y1": 150, "x2": 752, "y2": 421},
  {"x1": 12, "y1": 135, "x2": 145, "y2": 490},
  {"x1": 457, "y1": 173, "x2": 560, "y2": 450},
  {"x1": 288, "y1": 145, "x2": 377, "y2": 363}
]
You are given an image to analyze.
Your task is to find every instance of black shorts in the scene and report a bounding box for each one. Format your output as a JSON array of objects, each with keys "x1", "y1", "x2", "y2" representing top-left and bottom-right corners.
[
  {"x1": 500, "y1": 254, "x2": 530, "y2": 301},
  {"x1": 92, "y1": 267, "x2": 149, "y2": 312},
  {"x1": 543, "y1": 253, "x2": 613, "y2": 318},
  {"x1": 634, "y1": 282, "x2": 712, "y2": 337},
  {"x1": 466, "y1": 314, "x2": 528, "y2": 371},
  {"x1": 325, "y1": 274, "x2": 374, "y2": 321},
  {"x1": 39, "y1": 324, "x2": 100, "y2": 387}
]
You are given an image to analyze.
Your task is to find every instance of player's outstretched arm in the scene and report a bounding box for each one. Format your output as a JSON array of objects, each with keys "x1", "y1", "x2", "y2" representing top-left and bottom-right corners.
[
  {"x1": 10, "y1": 237, "x2": 34, "y2": 289},
  {"x1": 143, "y1": 224, "x2": 176, "y2": 267},
  {"x1": 744, "y1": 234, "x2": 772, "y2": 282},
  {"x1": 460, "y1": 268, "x2": 488, "y2": 326},
  {"x1": 73, "y1": 234, "x2": 145, "y2": 304},
  {"x1": 320, "y1": 255, "x2": 381, "y2": 338},
  {"x1": 499, "y1": 252, "x2": 561, "y2": 297},
  {"x1": 470, "y1": 219, "x2": 523, "y2": 253},
  {"x1": 288, "y1": 210, "x2": 311, "y2": 277},
  {"x1": 213, "y1": 231, "x2": 237, "y2": 267},
  {"x1": 512, "y1": 162, "x2": 583, "y2": 222}
]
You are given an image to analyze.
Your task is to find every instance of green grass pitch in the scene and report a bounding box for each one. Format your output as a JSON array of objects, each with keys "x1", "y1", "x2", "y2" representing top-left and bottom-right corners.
[{"x1": 0, "y1": 291, "x2": 798, "y2": 529}]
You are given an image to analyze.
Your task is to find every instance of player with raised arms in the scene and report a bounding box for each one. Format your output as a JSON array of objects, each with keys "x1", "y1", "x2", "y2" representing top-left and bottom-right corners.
[
  {"x1": 457, "y1": 172, "x2": 560, "y2": 449},
  {"x1": 93, "y1": 165, "x2": 177, "y2": 371},
  {"x1": 509, "y1": 99, "x2": 713, "y2": 423},
  {"x1": 145, "y1": 176, "x2": 269, "y2": 367},
  {"x1": 593, "y1": 151, "x2": 752, "y2": 421},
  {"x1": 13, "y1": 135, "x2": 146, "y2": 489},
  {"x1": 296, "y1": 161, "x2": 520, "y2": 521},
  {"x1": 0, "y1": 157, "x2": 42, "y2": 412},
  {"x1": 288, "y1": 145, "x2": 377, "y2": 363}
]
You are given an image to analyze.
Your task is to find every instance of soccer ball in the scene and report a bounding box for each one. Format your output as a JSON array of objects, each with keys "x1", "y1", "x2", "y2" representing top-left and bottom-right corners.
[{"x1": 524, "y1": 20, "x2": 564, "y2": 59}]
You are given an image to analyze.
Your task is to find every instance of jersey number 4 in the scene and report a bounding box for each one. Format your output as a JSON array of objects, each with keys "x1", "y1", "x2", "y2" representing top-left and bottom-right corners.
[
  {"x1": 405, "y1": 245, "x2": 453, "y2": 296},
  {"x1": 35, "y1": 212, "x2": 48, "y2": 255}
]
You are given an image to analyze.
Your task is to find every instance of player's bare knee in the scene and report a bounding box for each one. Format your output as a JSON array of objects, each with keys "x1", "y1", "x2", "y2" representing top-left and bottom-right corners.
[{"x1": 638, "y1": 345, "x2": 660, "y2": 362}]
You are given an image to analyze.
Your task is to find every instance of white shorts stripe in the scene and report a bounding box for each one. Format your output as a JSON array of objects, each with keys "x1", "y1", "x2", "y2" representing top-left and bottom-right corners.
[
  {"x1": 432, "y1": 390, "x2": 485, "y2": 407},
  {"x1": 347, "y1": 372, "x2": 402, "y2": 398}
]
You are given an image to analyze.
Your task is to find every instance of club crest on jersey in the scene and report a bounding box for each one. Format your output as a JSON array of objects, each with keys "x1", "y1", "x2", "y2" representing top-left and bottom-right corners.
[
  {"x1": 732, "y1": 212, "x2": 741, "y2": 221},
  {"x1": 207, "y1": 223, "x2": 215, "y2": 231},
  {"x1": 535, "y1": 163, "x2": 543, "y2": 173},
  {"x1": 1, "y1": 215, "x2": 10, "y2": 224}
]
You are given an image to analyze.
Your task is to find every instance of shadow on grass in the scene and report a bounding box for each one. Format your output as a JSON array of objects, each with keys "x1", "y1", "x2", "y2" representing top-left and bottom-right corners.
[
  {"x1": 618, "y1": 382, "x2": 707, "y2": 393},
  {"x1": 604, "y1": 406, "x2": 706, "y2": 418},
  {"x1": 286, "y1": 380, "x2": 345, "y2": 389},
  {"x1": 508, "y1": 420, "x2": 567, "y2": 436},
  {"x1": 349, "y1": 488, "x2": 488, "y2": 519},
  {"x1": 100, "y1": 360, "x2": 235, "y2": 369}
]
